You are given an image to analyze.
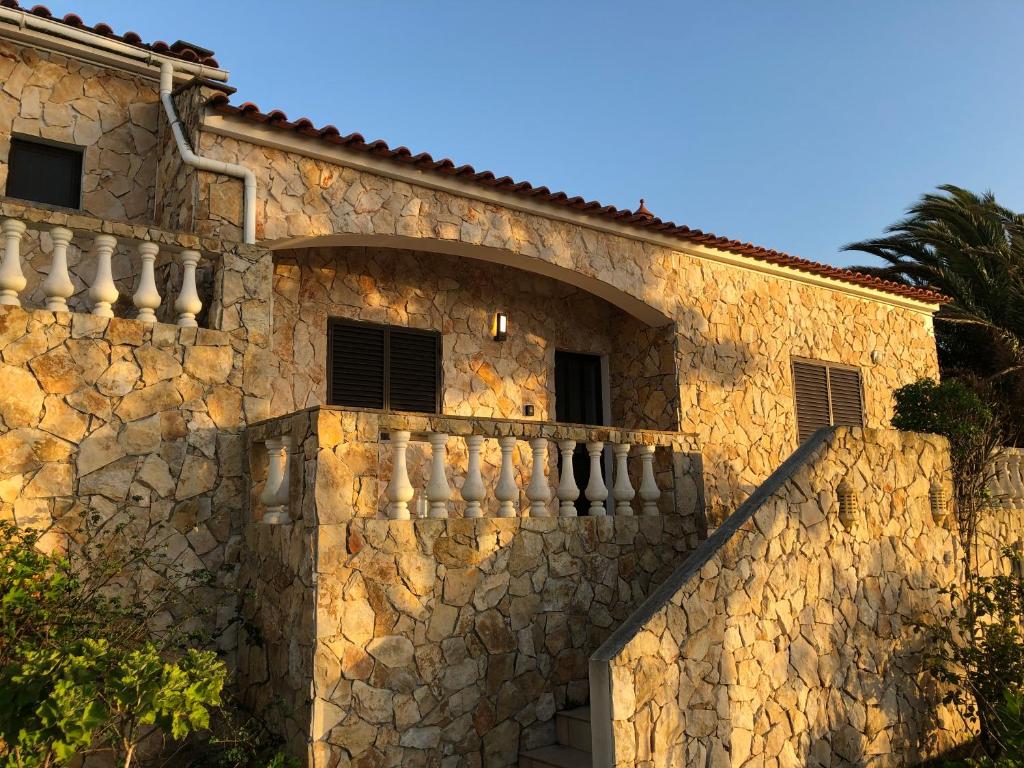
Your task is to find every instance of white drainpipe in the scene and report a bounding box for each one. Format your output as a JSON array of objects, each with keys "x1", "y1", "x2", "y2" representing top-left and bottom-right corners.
[{"x1": 159, "y1": 62, "x2": 257, "y2": 244}]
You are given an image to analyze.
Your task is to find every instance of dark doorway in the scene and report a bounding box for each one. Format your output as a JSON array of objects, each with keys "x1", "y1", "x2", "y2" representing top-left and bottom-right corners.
[{"x1": 555, "y1": 351, "x2": 605, "y2": 515}]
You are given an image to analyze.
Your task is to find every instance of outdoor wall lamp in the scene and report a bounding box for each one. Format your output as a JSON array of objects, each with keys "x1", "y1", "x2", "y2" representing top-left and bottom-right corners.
[
  {"x1": 836, "y1": 479, "x2": 859, "y2": 530},
  {"x1": 492, "y1": 311, "x2": 508, "y2": 342},
  {"x1": 929, "y1": 480, "x2": 949, "y2": 526}
]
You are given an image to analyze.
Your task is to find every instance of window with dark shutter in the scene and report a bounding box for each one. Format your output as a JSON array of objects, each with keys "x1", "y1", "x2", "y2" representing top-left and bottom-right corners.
[
  {"x1": 828, "y1": 367, "x2": 864, "y2": 428},
  {"x1": 792, "y1": 360, "x2": 832, "y2": 443},
  {"x1": 791, "y1": 358, "x2": 864, "y2": 443},
  {"x1": 6, "y1": 138, "x2": 83, "y2": 209},
  {"x1": 327, "y1": 319, "x2": 440, "y2": 413}
]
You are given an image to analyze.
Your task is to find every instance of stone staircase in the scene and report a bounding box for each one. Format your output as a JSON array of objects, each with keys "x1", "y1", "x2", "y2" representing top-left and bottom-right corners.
[{"x1": 520, "y1": 707, "x2": 592, "y2": 767}]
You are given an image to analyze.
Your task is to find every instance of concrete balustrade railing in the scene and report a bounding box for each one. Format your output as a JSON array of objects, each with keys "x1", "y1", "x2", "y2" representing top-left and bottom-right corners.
[
  {"x1": 246, "y1": 406, "x2": 702, "y2": 525},
  {"x1": 989, "y1": 448, "x2": 1024, "y2": 510},
  {"x1": 0, "y1": 215, "x2": 207, "y2": 326},
  {"x1": 383, "y1": 429, "x2": 667, "y2": 520}
]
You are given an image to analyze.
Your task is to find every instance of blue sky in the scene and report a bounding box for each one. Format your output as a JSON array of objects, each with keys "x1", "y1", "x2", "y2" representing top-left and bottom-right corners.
[{"x1": 49, "y1": 1, "x2": 1024, "y2": 267}]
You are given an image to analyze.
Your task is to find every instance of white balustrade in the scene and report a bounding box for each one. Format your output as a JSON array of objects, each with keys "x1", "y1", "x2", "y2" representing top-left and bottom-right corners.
[
  {"x1": 41, "y1": 227, "x2": 74, "y2": 312},
  {"x1": 526, "y1": 437, "x2": 552, "y2": 517},
  {"x1": 425, "y1": 432, "x2": 451, "y2": 518},
  {"x1": 175, "y1": 249, "x2": 202, "y2": 327},
  {"x1": 495, "y1": 436, "x2": 519, "y2": 518},
  {"x1": 584, "y1": 441, "x2": 608, "y2": 516},
  {"x1": 638, "y1": 444, "x2": 660, "y2": 516},
  {"x1": 612, "y1": 443, "x2": 635, "y2": 515},
  {"x1": 376, "y1": 430, "x2": 669, "y2": 521},
  {"x1": 556, "y1": 439, "x2": 580, "y2": 517},
  {"x1": 995, "y1": 457, "x2": 1011, "y2": 509},
  {"x1": 461, "y1": 435, "x2": 486, "y2": 518},
  {"x1": 88, "y1": 234, "x2": 118, "y2": 317},
  {"x1": 385, "y1": 430, "x2": 414, "y2": 520},
  {"x1": 260, "y1": 437, "x2": 290, "y2": 524},
  {"x1": 133, "y1": 242, "x2": 161, "y2": 322},
  {"x1": 0, "y1": 218, "x2": 27, "y2": 306}
]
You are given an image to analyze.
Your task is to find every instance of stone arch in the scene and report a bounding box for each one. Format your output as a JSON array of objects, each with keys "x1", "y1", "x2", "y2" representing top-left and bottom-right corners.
[{"x1": 265, "y1": 233, "x2": 673, "y2": 328}]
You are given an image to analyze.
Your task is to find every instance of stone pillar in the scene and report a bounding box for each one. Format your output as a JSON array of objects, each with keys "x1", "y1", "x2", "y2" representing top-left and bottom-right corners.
[
  {"x1": 88, "y1": 234, "x2": 118, "y2": 317},
  {"x1": 133, "y1": 242, "x2": 162, "y2": 322},
  {"x1": 495, "y1": 436, "x2": 518, "y2": 518},
  {"x1": 612, "y1": 443, "x2": 635, "y2": 516},
  {"x1": 386, "y1": 431, "x2": 414, "y2": 520},
  {"x1": 557, "y1": 440, "x2": 579, "y2": 517},
  {"x1": 584, "y1": 441, "x2": 608, "y2": 516},
  {"x1": 462, "y1": 435, "x2": 486, "y2": 518},
  {"x1": 425, "y1": 432, "x2": 451, "y2": 519},
  {"x1": 526, "y1": 438, "x2": 552, "y2": 517},
  {"x1": 638, "y1": 445, "x2": 660, "y2": 516},
  {"x1": 175, "y1": 249, "x2": 203, "y2": 327}
]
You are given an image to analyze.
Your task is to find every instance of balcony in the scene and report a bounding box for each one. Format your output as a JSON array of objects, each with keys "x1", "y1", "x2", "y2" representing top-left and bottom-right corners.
[
  {"x1": 0, "y1": 197, "x2": 269, "y2": 335},
  {"x1": 245, "y1": 406, "x2": 704, "y2": 526}
]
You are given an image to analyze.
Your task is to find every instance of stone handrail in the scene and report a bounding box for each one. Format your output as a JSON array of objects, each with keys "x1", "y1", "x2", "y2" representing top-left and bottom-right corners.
[
  {"x1": 247, "y1": 406, "x2": 700, "y2": 523},
  {"x1": 587, "y1": 427, "x2": 962, "y2": 766},
  {"x1": 989, "y1": 447, "x2": 1024, "y2": 509}
]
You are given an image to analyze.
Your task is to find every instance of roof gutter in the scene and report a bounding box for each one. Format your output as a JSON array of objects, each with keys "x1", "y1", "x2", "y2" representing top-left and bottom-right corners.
[
  {"x1": 160, "y1": 63, "x2": 256, "y2": 244},
  {"x1": 0, "y1": 6, "x2": 229, "y2": 82}
]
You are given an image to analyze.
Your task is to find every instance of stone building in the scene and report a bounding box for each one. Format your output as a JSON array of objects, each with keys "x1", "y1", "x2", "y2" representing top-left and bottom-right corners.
[{"x1": 0, "y1": 6, "x2": 1014, "y2": 768}]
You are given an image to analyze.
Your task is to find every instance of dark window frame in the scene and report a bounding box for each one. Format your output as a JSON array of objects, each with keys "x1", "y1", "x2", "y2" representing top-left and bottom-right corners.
[
  {"x1": 790, "y1": 356, "x2": 865, "y2": 443},
  {"x1": 5, "y1": 135, "x2": 84, "y2": 210},
  {"x1": 326, "y1": 317, "x2": 443, "y2": 414}
]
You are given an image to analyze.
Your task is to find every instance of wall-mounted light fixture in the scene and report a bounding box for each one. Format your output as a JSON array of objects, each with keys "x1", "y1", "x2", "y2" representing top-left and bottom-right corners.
[
  {"x1": 929, "y1": 480, "x2": 948, "y2": 526},
  {"x1": 836, "y1": 479, "x2": 858, "y2": 529},
  {"x1": 492, "y1": 311, "x2": 508, "y2": 342}
]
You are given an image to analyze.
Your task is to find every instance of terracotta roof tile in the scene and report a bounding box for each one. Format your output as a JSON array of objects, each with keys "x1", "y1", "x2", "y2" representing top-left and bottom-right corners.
[
  {"x1": 0, "y1": 1, "x2": 220, "y2": 68},
  {"x1": 206, "y1": 93, "x2": 946, "y2": 305}
]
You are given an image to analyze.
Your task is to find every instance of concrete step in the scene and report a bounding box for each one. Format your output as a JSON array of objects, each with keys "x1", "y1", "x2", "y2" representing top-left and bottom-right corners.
[
  {"x1": 555, "y1": 706, "x2": 591, "y2": 752},
  {"x1": 519, "y1": 744, "x2": 592, "y2": 768}
]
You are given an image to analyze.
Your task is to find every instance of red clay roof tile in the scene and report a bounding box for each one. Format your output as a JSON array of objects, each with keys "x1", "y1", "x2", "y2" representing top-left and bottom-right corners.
[
  {"x1": 205, "y1": 93, "x2": 945, "y2": 306},
  {"x1": 0, "y1": 1, "x2": 220, "y2": 68}
]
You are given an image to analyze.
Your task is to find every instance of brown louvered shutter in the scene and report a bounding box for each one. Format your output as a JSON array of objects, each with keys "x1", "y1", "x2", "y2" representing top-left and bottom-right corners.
[
  {"x1": 828, "y1": 367, "x2": 864, "y2": 428},
  {"x1": 388, "y1": 328, "x2": 440, "y2": 413},
  {"x1": 792, "y1": 360, "x2": 831, "y2": 443},
  {"x1": 328, "y1": 320, "x2": 386, "y2": 409}
]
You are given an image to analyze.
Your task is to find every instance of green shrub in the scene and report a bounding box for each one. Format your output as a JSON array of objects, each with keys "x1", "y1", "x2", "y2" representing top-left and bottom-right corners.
[{"x1": 0, "y1": 521, "x2": 226, "y2": 767}]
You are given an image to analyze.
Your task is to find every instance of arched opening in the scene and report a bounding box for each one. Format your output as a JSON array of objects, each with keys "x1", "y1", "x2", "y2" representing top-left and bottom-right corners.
[{"x1": 267, "y1": 233, "x2": 673, "y2": 328}]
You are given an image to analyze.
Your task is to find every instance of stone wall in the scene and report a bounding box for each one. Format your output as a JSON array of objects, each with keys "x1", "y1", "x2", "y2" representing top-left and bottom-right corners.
[
  {"x1": 589, "y1": 427, "x2": 1010, "y2": 767},
  {"x1": 0, "y1": 205, "x2": 273, "y2": 661},
  {"x1": 0, "y1": 39, "x2": 161, "y2": 221},
  {"x1": 195, "y1": 126, "x2": 941, "y2": 521},
  {"x1": 239, "y1": 406, "x2": 705, "y2": 764},
  {"x1": 270, "y1": 245, "x2": 676, "y2": 427}
]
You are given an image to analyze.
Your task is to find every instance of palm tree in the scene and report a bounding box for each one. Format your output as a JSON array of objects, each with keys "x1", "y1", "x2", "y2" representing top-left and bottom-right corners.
[{"x1": 845, "y1": 185, "x2": 1024, "y2": 383}]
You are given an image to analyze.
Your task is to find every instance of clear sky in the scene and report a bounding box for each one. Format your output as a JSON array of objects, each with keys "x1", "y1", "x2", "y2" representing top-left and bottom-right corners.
[{"x1": 42, "y1": 0, "x2": 1024, "y2": 267}]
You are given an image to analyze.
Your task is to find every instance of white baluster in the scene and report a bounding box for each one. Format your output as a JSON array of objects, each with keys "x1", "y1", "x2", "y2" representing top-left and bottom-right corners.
[
  {"x1": 526, "y1": 438, "x2": 552, "y2": 517},
  {"x1": 1011, "y1": 456, "x2": 1019, "y2": 512},
  {"x1": 260, "y1": 438, "x2": 289, "y2": 524},
  {"x1": 995, "y1": 457, "x2": 1010, "y2": 508},
  {"x1": 385, "y1": 431, "x2": 414, "y2": 520},
  {"x1": 175, "y1": 249, "x2": 202, "y2": 327},
  {"x1": 41, "y1": 226, "x2": 74, "y2": 312},
  {"x1": 462, "y1": 435, "x2": 486, "y2": 518},
  {"x1": 133, "y1": 242, "x2": 161, "y2": 322},
  {"x1": 612, "y1": 443, "x2": 635, "y2": 516},
  {"x1": 0, "y1": 219, "x2": 27, "y2": 306},
  {"x1": 584, "y1": 441, "x2": 608, "y2": 516},
  {"x1": 426, "y1": 432, "x2": 451, "y2": 519},
  {"x1": 556, "y1": 439, "x2": 579, "y2": 517},
  {"x1": 638, "y1": 445, "x2": 660, "y2": 516},
  {"x1": 88, "y1": 234, "x2": 118, "y2": 317},
  {"x1": 495, "y1": 436, "x2": 518, "y2": 518}
]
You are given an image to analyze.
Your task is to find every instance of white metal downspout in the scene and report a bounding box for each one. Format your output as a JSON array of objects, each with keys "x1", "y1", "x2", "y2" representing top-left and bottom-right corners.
[{"x1": 159, "y1": 62, "x2": 256, "y2": 244}]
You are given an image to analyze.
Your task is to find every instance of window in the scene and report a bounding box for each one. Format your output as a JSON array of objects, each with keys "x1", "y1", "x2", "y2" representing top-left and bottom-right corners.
[
  {"x1": 327, "y1": 319, "x2": 441, "y2": 413},
  {"x1": 6, "y1": 137, "x2": 83, "y2": 209},
  {"x1": 791, "y1": 358, "x2": 864, "y2": 443}
]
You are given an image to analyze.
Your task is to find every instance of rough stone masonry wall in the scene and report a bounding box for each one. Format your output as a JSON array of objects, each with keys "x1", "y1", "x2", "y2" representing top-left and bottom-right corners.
[
  {"x1": 270, "y1": 245, "x2": 678, "y2": 428},
  {"x1": 590, "y1": 428, "x2": 1017, "y2": 768},
  {"x1": 194, "y1": 127, "x2": 940, "y2": 522},
  {"x1": 0, "y1": 205, "x2": 274, "y2": 663},
  {"x1": 0, "y1": 39, "x2": 160, "y2": 220},
  {"x1": 239, "y1": 407, "x2": 705, "y2": 765}
]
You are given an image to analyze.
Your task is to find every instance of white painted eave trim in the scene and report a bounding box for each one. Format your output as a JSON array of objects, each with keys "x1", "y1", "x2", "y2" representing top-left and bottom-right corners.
[
  {"x1": 201, "y1": 113, "x2": 941, "y2": 316},
  {"x1": 0, "y1": 14, "x2": 229, "y2": 83}
]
